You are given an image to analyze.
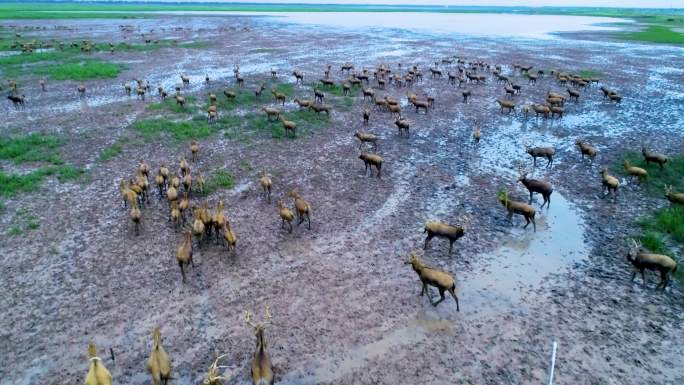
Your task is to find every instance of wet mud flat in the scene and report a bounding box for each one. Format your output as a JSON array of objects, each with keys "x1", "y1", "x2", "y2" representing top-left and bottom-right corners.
[{"x1": 0, "y1": 15, "x2": 683, "y2": 385}]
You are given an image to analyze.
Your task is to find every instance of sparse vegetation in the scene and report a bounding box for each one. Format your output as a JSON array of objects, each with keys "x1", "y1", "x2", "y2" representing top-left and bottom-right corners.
[
  {"x1": 99, "y1": 141, "x2": 124, "y2": 162},
  {"x1": 0, "y1": 165, "x2": 84, "y2": 197}
]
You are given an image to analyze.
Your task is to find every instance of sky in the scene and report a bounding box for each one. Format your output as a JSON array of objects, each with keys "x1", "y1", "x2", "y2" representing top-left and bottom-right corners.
[{"x1": 83, "y1": 0, "x2": 684, "y2": 9}]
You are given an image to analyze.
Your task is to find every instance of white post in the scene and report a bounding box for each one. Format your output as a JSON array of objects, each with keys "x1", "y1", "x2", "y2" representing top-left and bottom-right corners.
[{"x1": 548, "y1": 341, "x2": 558, "y2": 385}]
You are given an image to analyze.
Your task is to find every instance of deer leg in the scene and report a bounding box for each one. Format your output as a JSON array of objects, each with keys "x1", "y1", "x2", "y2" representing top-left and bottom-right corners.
[
  {"x1": 307, "y1": 214, "x2": 311, "y2": 230},
  {"x1": 420, "y1": 282, "x2": 427, "y2": 296},
  {"x1": 431, "y1": 288, "x2": 446, "y2": 307},
  {"x1": 641, "y1": 270, "x2": 647, "y2": 285},
  {"x1": 179, "y1": 262, "x2": 186, "y2": 283},
  {"x1": 449, "y1": 287, "x2": 460, "y2": 312},
  {"x1": 523, "y1": 216, "x2": 530, "y2": 229},
  {"x1": 424, "y1": 233, "x2": 434, "y2": 250}
]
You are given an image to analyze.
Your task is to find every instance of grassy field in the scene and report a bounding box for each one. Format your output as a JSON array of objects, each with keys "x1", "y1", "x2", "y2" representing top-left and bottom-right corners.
[{"x1": 619, "y1": 25, "x2": 684, "y2": 44}]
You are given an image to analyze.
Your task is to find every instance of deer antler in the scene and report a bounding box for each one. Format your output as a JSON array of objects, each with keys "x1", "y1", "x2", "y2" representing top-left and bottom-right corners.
[
  {"x1": 203, "y1": 353, "x2": 228, "y2": 385},
  {"x1": 263, "y1": 306, "x2": 272, "y2": 327},
  {"x1": 244, "y1": 310, "x2": 258, "y2": 329},
  {"x1": 460, "y1": 214, "x2": 473, "y2": 230}
]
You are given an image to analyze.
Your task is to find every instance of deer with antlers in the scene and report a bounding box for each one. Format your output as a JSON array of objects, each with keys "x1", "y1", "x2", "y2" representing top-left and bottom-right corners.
[
  {"x1": 627, "y1": 239, "x2": 678, "y2": 291},
  {"x1": 245, "y1": 307, "x2": 275, "y2": 385}
]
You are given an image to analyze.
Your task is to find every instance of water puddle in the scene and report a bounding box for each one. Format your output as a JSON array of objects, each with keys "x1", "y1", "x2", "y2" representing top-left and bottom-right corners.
[{"x1": 461, "y1": 192, "x2": 587, "y2": 315}]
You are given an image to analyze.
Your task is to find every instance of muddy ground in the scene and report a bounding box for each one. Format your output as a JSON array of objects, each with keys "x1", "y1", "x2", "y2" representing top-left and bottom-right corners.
[{"x1": 0, "y1": 15, "x2": 683, "y2": 385}]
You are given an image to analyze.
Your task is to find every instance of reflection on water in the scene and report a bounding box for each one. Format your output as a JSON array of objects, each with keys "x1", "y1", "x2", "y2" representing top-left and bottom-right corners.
[
  {"x1": 462, "y1": 192, "x2": 587, "y2": 314},
  {"x1": 162, "y1": 11, "x2": 628, "y2": 38}
]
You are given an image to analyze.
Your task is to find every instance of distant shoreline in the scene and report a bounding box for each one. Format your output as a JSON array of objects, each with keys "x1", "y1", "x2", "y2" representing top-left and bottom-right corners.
[{"x1": 1, "y1": 1, "x2": 683, "y2": 20}]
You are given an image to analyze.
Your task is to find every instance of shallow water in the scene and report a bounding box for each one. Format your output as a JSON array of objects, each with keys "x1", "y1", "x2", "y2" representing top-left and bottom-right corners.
[
  {"x1": 462, "y1": 191, "x2": 587, "y2": 315},
  {"x1": 154, "y1": 11, "x2": 628, "y2": 39}
]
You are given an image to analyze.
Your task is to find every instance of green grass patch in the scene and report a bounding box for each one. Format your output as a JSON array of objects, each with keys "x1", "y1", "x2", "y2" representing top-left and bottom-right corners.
[
  {"x1": 0, "y1": 133, "x2": 63, "y2": 165},
  {"x1": 615, "y1": 152, "x2": 684, "y2": 196},
  {"x1": 203, "y1": 170, "x2": 234, "y2": 195},
  {"x1": 639, "y1": 206, "x2": 684, "y2": 244},
  {"x1": 38, "y1": 60, "x2": 123, "y2": 80},
  {"x1": 619, "y1": 25, "x2": 684, "y2": 45},
  {"x1": 132, "y1": 115, "x2": 238, "y2": 142},
  {"x1": 0, "y1": 165, "x2": 85, "y2": 196},
  {"x1": 0, "y1": 170, "x2": 45, "y2": 196},
  {"x1": 99, "y1": 141, "x2": 124, "y2": 162},
  {"x1": 211, "y1": 90, "x2": 256, "y2": 111}
]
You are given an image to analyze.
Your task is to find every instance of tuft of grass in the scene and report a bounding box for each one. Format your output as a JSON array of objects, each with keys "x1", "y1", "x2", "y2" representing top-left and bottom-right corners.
[
  {"x1": 0, "y1": 133, "x2": 63, "y2": 165},
  {"x1": 6, "y1": 224, "x2": 22, "y2": 236},
  {"x1": 38, "y1": 60, "x2": 124, "y2": 80},
  {"x1": 615, "y1": 153, "x2": 684, "y2": 196},
  {"x1": 203, "y1": 170, "x2": 234, "y2": 195},
  {"x1": 212, "y1": 90, "x2": 255, "y2": 111},
  {"x1": 619, "y1": 25, "x2": 684, "y2": 45},
  {"x1": 638, "y1": 231, "x2": 671, "y2": 255},
  {"x1": 99, "y1": 142, "x2": 123, "y2": 162}
]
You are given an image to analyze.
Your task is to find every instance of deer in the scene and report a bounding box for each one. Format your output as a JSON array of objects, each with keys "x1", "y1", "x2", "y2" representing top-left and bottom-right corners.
[
  {"x1": 406, "y1": 251, "x2": 460, "y2": 310},
  {"x1": 290, "y1": 190, "x2": 311, "y2": 230},
  {"x1": 259, "y1": 170, "x2": 272, "y2": 203},
  {"x1": 423, "y1": 216, "x2": 470, "y2": 254},
  {"x1": 271, "y1": 88, "x2": 286, "y2": 105},
  {"x1": 600, "y1": 167, "x2": 619, "y2": 200},
  {"x1": 498, "y1": 188, "x2": 536, "y2": 231},
  {"x1": 627, "y1": 239, "x2": 678, "y2": 290},
  {"x1": 244, "y1": 307, "x2": 275, "y2": 385},
  {"x1": 641, "y1": 146, "x2": 668, "y2": 169},
  {"x1": 665, "y1": 185, "x2": 684, "y2": 205},
  {"x1": 176, "y1": 230, "x2": 194, "y2": 283},
  {"x1": 575, "y1": 140, "x2": 597, "y2": 163},
  {"x1": 496, "y1": 98, "x2": 515, "y2": 113},
  {"x1": 525, "y1": 144, "x2": 555, "y2": 168},
  {"x1": 262, "y1": 107, "x2": 280, "y2": 121},
  {"x1": 517, "y1": 168, "x2": 553, "y2": 208}
]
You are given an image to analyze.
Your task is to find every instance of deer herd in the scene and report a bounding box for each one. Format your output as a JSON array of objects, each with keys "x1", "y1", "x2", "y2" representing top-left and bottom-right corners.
[{"x1": 4, "y1": 34, "x2": 680, "y2": 385}]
